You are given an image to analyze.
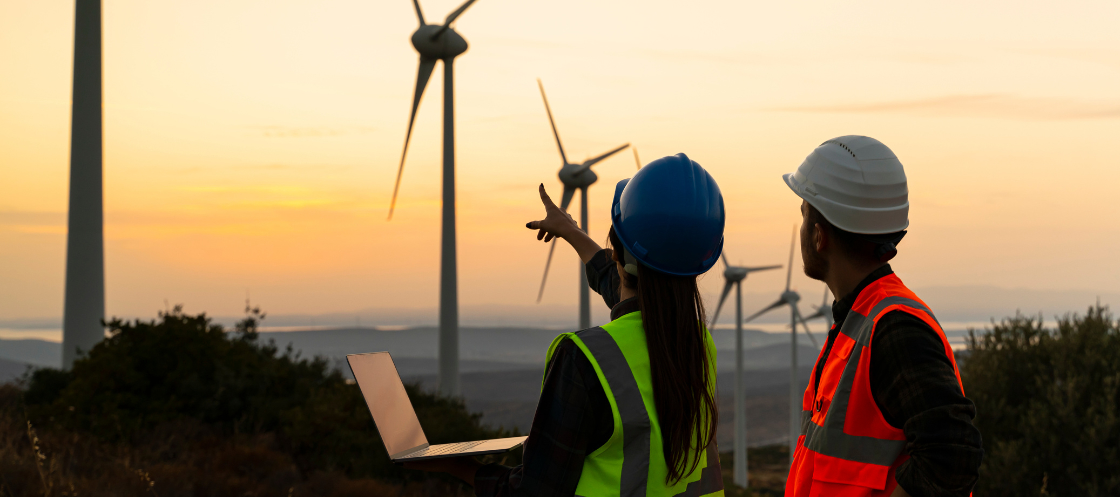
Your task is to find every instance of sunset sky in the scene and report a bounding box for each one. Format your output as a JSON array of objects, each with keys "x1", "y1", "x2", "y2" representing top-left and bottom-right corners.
[{"x1": 2, "y1": 0, "x2": 1119, "y2": 329}]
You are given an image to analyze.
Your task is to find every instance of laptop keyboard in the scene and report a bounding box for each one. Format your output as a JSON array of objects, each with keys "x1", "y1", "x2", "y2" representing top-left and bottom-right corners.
[{"x1": 400, "y1": 440, "x2": 487, "y2": 459}]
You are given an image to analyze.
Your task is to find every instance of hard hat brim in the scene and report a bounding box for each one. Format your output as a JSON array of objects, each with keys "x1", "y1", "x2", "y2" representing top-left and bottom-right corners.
[{"x1": 782, "y1": 172, "x2": 909, "y2": 235}]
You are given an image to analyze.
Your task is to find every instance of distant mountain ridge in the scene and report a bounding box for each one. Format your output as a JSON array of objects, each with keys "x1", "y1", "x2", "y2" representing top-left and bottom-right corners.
[
  {"x1": 4, "y1": 285, "x2": 1115, "y2": 332},
  {"x1": 0, "y1": 339, "x2": 60, "y2": 369},
  {"x1": 0, "y1": 357, "x2": 32, "y2": 384},
  {"x1": 0, "y1": 325, "x2": 808, "y2": 373}
]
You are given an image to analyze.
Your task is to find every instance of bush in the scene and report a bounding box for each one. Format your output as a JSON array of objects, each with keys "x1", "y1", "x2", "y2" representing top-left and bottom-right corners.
[
  {"x1": 20, "y1": 306, "x2": 518, "y2": 488},
  {"x1": 962, "y1": 304, "x2": 1120, "y2": 496}
]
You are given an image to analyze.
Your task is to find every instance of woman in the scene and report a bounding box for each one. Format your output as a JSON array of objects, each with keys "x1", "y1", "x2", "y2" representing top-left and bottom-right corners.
[{"x1": 408, "y1": 154, "x2": 726, "y2": 497}]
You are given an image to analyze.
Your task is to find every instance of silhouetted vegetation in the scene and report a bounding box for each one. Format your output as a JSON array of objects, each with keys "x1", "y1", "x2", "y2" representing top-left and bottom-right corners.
[
  {"x1": 2, "y1": 306, "x2": 518, "y2": 496},
  {"x1": 962, "y1": 303, "x2": 1120, "y2": 496},
  {"x1": 6, "y1": 303, "x2": 1120, "y2": 495}
]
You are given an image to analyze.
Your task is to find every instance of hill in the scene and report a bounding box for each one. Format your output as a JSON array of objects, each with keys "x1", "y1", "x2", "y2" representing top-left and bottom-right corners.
[
  {"x1": 0, "y1": 357, "x2": 31, "y2": 384},
  {"x1": 0, "y1": 338, "x2": 59, "y2": 368}
]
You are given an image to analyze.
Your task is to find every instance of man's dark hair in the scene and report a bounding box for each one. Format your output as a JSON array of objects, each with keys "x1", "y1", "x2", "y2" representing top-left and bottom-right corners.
[{"x1": 805, "y1": 203, "x2": 905, "y2": 264}]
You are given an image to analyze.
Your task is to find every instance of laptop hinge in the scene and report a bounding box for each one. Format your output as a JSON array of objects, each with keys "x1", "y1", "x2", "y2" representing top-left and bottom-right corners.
[{"x1": 391, "y1": 443, "x2": 429, "y2": 460}]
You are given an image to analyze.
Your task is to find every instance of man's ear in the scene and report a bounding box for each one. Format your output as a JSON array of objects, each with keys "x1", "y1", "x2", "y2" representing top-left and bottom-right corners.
[{"x1": 814, "y1": 223, "x2": 828, "y2": 253}]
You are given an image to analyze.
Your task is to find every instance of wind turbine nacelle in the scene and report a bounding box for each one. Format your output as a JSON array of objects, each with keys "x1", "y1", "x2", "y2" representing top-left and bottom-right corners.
[
  {"x1": 411, "y1": 25, "x2": 468, "y2": 59},
  {"x1": 724, "y1": 267, "x2": 749, "y2": 282},
  {"x1": 782, "y1": 290, "x2": 801, "y2": 304},
  {"x1": 558, "y1": 163, "x2": 598, "y2": 188}
]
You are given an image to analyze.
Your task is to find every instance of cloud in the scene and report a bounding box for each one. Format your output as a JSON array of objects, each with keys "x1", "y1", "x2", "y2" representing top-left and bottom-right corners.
[
  {"x1": 1011, "y1": 47, "x2": 1120, "y2": 70},
  {"x1": 771, "y1": 94, "x2": 1120, "y2": 120},
  {"x1": 169, "y1": 163, "x2": 355, "y2": 174},
  {"x1": 247, "y1": 126, "x2": 376, "y2": 138}
]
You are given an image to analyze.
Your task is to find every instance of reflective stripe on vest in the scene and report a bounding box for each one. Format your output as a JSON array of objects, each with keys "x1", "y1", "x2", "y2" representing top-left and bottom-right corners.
[
  {"x1": 797, "y1": 299, "x2": 936, "y2": 465},
  {"x1": 788, "y1": 275, "x2": 967, "y2": 497},
  {"x1": 799, "y1": 296, "x2": 935, "y2": 465},
  {"x1": 547, "y1": 317, "x2": 724, "y2": 497},
  {"x1": 578, "y1": 326, "x2": 652, "y2": 496},
  {"x1": 674, "y1": 442, "x2": 724, "y2": 497}
]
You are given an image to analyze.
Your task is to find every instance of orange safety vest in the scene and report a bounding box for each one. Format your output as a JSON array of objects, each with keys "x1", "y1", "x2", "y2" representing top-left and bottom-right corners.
[{"x1": 785, "y1": 273, "x2": 965, "y2": 497}]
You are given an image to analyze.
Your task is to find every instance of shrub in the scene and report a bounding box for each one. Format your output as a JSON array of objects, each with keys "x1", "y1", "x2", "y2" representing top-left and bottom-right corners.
[
  {"x1": 962, "y1": 304, "x2": 1120, "y2": 496},
  {"x1": 22, "y1": 306, "x2": 518, "y2": 484}
]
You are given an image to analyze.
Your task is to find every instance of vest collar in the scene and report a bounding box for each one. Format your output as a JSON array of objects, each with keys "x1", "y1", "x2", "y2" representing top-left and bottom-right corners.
[
  {"x1": 832, "y1": 264, "x2": 894, "y2": 326},
  {"x1": 610, "y1": 297, "x2": 640, "y2": 321}
]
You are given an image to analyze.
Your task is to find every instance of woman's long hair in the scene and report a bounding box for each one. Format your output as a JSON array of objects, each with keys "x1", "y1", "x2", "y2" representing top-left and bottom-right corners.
[{"x1": 608, "y1": 227, "x2": 718, "y2": 485}]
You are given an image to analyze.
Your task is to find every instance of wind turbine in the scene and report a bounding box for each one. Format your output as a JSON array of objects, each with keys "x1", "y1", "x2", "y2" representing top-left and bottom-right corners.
[
  {"x1": 803, "y1": 287, "x2": 834, "y2": 330},
  {"x1": 388, "y1": 0, "x2": 481, "y2": 397},
  {"x1": 62, "y1": 0, "x2": 105, "y2": 369},
  {"x1": 743, "y1": 227, "x2": 816, "y2": 464},
  {"x1": 709, "y1": 253, "x2": 780, "y2": 488},
  {"x1": 633, "y1": 147, "x2": 642, "y2": 170},
  {"x1": 534, "y1": 79, "x2": 629, "y2": 330}
]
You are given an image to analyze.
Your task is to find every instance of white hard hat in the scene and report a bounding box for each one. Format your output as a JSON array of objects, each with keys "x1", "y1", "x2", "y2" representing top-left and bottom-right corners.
[{"x1": 783, "y1": 135, "x2": 909, "y2": 234}]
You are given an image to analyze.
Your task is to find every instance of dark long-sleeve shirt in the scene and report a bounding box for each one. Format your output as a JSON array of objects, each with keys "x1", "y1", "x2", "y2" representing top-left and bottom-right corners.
[{"x1": 814, "y1": 264, "x2": 983, "y2": 497}]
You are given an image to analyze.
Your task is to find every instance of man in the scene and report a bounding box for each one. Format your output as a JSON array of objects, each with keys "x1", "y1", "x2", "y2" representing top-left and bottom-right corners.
[{"x1": 782, "y1": 136, "x2": 982, "y2": 497}]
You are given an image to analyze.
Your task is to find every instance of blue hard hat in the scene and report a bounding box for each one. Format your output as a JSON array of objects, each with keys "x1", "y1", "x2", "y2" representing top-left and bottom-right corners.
[{"x1": 611, "y1": 153, "x2": 724, "y2": 276}]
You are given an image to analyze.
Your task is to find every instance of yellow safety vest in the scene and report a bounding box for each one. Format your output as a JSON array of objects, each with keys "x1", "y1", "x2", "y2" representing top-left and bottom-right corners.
[{"x1": 545, "y1": 310, "x2": 725, "y2": 497}]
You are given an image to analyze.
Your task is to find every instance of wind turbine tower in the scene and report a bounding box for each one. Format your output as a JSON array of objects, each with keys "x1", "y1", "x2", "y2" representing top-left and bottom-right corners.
[
  {"x1": 709, "y1": 253, "x2": 780, "y2": 487},
  {"x1": 743, "y1": 228, "x2": 817, "y2": 463},
  {"x1": 534, "y1": 80, "x2": 629, "y2": 330},
  {"x1": 389, "y1": 0, "x2": 481, "y2": 397},
  {"x1": 62, "y1": 0, "x2": 105, "y2": 369}
]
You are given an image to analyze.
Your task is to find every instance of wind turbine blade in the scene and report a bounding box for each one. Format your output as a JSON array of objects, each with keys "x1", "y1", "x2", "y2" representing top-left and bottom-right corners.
[
  {"x1": 633, "y1": 147, "x2": 642, "y2": 170},
  {"x1": 575, "y1": 143, "x2": 629, "y2": 174},
  {"x1": 559, "y1": 186, "x2": 576, "y2": 212},
  {"x1": 388, "y1": 56, "x2": 436, "y2": 220},
  {"x1": 443, "y1": 0, "x2": 477, "y2": 24},
  {"x1": 785, "y1": 226, "x2": 796, "y2": 291},
  {"x1": 537, "y1": 79, "x2": 567, "y2": 165},
  {"x1": 536, "y1": 239, "x2": 558, "y2": 302},
  {"x1": 721, "y1": 251, "x2": 729, "y2": 270},
  {"x1": 412, "y1": 0, "x2": 426, "y2": 25},
  {"x1": 743, "y1": 264, "x2": 782, "y2": 274},
  {"x1": 803, "y1": 309, "x2": 825, "y2": 321},
  {"x1": 710, "y1": 281, "x2": 734, "y2": 328},
  {"x1": 744, "y1": 299, "x2": 785, "y2": 324},
  {"x1": 430, "y1": 0, "x2": 478, "y2": 39},
  {"x1": 794, "y1": 306, "x2": 819, "y2": 349}
]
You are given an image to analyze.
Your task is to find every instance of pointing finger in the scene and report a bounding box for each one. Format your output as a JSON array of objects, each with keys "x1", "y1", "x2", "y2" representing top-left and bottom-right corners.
[{"x1": 539, "y1": 183, "x2": 557, "y2": 210}]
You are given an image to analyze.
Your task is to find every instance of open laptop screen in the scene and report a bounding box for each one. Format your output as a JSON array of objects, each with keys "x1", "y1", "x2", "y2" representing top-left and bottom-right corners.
[{"x1": 348, "y1": 352, "x2": 427, "y2": 457}]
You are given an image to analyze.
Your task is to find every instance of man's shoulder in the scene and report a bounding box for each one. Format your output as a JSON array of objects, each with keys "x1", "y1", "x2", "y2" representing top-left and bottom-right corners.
[{"x1": 872, "y1": 308, "x2": 951, "y2": 361}]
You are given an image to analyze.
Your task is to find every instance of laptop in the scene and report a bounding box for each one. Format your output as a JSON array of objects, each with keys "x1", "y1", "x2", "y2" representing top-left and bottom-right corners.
[{"x1": 347, "y1": 351, "x2": 527, "y2": 462}]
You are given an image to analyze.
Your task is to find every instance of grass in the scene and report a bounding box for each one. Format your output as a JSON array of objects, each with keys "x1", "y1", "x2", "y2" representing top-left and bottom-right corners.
[{"x1": 720, "y1": 444, "x2": 790, "y2": 496}]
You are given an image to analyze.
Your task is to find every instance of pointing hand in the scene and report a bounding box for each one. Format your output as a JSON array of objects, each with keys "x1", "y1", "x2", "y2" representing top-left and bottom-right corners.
[{"x1": 525, "y1": 184, "x2": 578, "y2": 243}]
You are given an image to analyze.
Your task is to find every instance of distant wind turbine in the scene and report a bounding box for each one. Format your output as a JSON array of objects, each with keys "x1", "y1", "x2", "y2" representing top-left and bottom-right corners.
[
  {"x1": 62, "y1": 0, "x2": 105, "y2": 369},
  {"x1": 633, "y1": 147, "x2": 642, "y2": 170},
  {"x1": 388, "y1": 0, "x2": 482, "y2": 397},
  {"x1": 743, "y1": 227, "x2": 817, "y2": 463},
  {"x1": 710, "y1": 252, "x2": 780, "y2": 488},
  {"x1": 534, "y1": 79, "x2": 629, "y2": 330},
  {"x1": 802, "y1": 287, "x2": 834, "y2": 330}
]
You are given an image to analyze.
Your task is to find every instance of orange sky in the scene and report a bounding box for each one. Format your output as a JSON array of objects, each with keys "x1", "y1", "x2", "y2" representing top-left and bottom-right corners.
[{"x1": 2, "y1": 0, "x2": 1119, "y2": 323}]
